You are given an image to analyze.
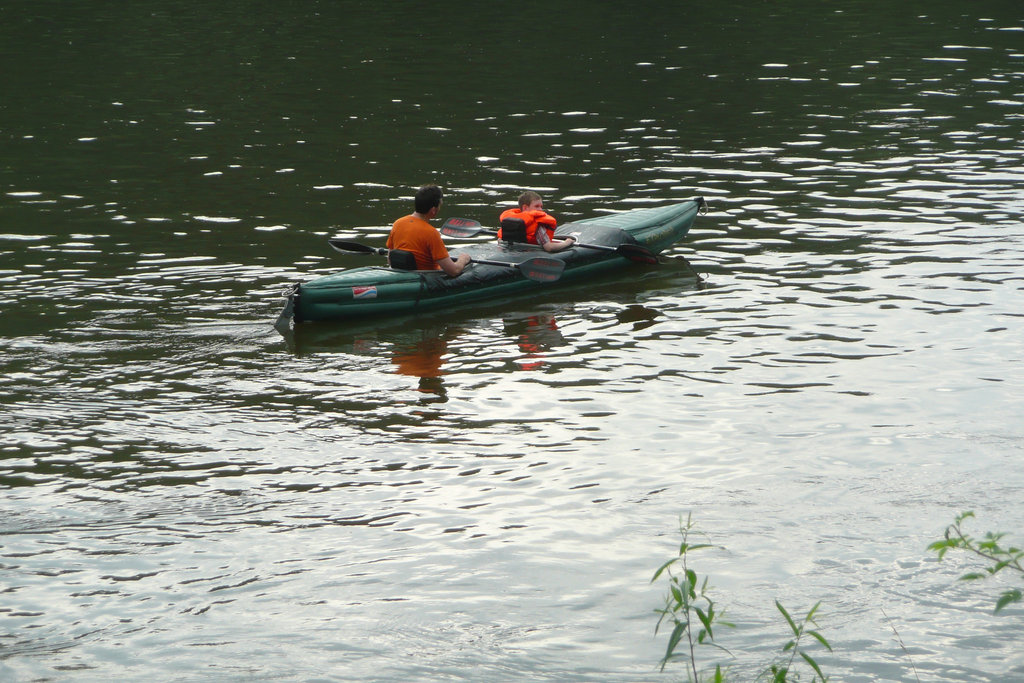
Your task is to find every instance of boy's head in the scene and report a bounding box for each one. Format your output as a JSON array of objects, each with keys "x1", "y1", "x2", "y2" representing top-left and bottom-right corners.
[{"x1": 518, "y1": 191, "x2": 543, "y2": 211}]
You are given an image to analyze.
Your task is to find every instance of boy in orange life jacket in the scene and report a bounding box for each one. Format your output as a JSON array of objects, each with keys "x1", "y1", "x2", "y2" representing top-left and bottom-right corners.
[
  {"x1": 498, "y1": 191, "x2": 579, "y2": 253},
  {"x1": 387, "y1": 184, "x2": 471, "y2": 275}
]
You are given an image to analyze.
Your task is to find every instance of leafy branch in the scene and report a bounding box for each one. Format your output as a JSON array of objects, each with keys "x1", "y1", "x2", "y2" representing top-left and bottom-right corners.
[
  {"x1": 928, "y1": 511, "x2": 1023, "y2": 614},
  {"x1": 762, "y1": 601, "x2": 832, "y2": 682},
  {"x1": 652, "y1": 513, "x2": 732, "y2": 680},
  {"x1": 653, "y1": 514, "x2": 831, "y2": 682}
]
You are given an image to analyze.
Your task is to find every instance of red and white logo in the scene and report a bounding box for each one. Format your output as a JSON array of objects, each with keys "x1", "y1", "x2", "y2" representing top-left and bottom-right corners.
[{"x1": 352, "y1": 286, "x2": 377, "y2": 299}]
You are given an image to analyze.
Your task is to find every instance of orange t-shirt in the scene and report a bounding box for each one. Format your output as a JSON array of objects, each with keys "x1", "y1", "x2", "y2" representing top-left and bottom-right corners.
[{"x1": 386, "y1": 215, "x2": 449, "y2": 271}]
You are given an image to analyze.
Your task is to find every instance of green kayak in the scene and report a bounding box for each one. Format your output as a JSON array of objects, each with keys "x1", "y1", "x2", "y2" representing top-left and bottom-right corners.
[{"x1": 276, "y1": 198, "x2": 705, "y2": 326}]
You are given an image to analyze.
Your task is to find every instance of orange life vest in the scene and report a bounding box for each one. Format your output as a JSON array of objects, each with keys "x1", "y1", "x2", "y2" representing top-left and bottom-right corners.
[{"x1": 498, "y1": 208, "x2": 557, "y2": 244}]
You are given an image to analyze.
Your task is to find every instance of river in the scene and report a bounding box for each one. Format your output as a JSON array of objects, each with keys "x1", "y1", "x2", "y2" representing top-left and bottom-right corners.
[{"x1": 2, "y1": 2, "x2": 1023, "y2": 680}]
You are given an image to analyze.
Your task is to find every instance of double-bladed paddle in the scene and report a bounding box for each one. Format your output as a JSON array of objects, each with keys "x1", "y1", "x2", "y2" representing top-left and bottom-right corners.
[
  {"x1": 439, "y1": 217, "x2": 660, "y2": 265},
  {"x1": 327, "y1": 239, "x2": 565, "y2": 283}
]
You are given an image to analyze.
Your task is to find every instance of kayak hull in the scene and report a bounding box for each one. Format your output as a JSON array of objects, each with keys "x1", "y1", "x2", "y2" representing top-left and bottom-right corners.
[{"x1": 280, "y1": 198, "x2": 703, "y2": 326}]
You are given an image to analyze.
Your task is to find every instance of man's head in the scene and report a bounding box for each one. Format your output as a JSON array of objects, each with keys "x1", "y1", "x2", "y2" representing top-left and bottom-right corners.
[
  {"x1": 517, "y1": 190, "x2": 543, "y2": 212},
  {"x1": 415, "y1": 184, "x2": 444, "y2": 215}
]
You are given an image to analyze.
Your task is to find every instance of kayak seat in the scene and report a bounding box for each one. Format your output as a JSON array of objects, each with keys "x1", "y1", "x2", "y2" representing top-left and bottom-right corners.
[
  {"x1": 388, "y1": 249, "x2": 418, "y2": 271},
  {"x1": 500, "y1": 217, "x2": 528, "y2": 244}
]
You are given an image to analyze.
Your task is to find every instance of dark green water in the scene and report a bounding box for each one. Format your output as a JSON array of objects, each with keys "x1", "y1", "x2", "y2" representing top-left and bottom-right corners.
[{"x1": 2, "y1": 2, "x2": 1023, "y2": 680}]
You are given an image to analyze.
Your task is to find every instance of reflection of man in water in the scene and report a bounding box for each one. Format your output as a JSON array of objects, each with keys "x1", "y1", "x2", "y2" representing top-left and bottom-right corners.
[
  {"x1": 390, "y1": 331, "x2": 457, "y2": 400},
  {"x1": 391, "y1": 337, "x2": 447, "y2": 379},
  {"x1": 503, "y1": 314, "x2": 564, "y2": 370}
]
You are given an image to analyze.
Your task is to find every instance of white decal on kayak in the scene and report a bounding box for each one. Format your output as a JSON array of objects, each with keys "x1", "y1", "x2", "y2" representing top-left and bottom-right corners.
[{"x1": 352, "y1": 286, "x2": 377, "y2": 299}]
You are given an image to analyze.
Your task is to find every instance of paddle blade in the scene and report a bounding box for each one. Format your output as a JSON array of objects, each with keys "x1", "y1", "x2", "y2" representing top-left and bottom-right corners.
[
  {"x1": 519, "y1": 257, "x2": 565, "y2": 283},
  {"x1": 468, "y1": 256, "x2": 564, "y2": 283},
  {"x1": 440, "y1": 217, "x2": 489, "y2": 238},
  {"x1": 617, "y1": 243, "x2": 660, "y2": 265},
  {"x1": 328, "y1": 239, "x2": 386, "y2": 255},
  {"x1": 273, "y1": 291, "x2": 295, "y2": 335}
]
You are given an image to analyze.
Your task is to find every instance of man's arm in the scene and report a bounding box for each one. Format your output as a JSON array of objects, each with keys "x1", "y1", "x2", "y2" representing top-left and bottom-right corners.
[{"x1": 437, "y1": 252, "x2": 471, "y2": 276}]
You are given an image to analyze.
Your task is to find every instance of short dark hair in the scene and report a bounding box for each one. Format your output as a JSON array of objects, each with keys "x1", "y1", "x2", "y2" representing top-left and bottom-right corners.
[
  {"x1": 518, "y1": 190, "x2": 541, "y2": 208},
  {"x1": 415, "y1": 184, "x2": 443, "y2": 214}
]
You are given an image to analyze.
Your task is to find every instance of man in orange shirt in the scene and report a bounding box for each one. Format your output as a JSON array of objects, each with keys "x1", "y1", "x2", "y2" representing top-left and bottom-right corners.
[{"x1": 387, "y1": 184, "x2": 471, "y2": 275}]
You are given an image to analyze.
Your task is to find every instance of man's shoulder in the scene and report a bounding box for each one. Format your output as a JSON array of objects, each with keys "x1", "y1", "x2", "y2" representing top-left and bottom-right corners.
[{"x1": 394, "y1": 214, "x2": 432, "y2": 229}]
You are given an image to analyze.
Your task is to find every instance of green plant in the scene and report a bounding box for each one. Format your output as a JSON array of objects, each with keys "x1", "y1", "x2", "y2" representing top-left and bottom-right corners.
[
  {"x1": 652, "y1": 514, "x2": 832, "y2": 682},
  {"x1": 761, "y1": 601, "x2": 831, "y2": 682},
  {"x1": 928, "y1": 510, "x2": 1023, "y2": 614},
  {"x1": 652, "y1": 513, "x2": 733, "y2": 681}
]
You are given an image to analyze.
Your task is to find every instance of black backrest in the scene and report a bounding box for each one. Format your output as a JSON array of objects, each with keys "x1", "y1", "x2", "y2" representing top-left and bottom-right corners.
[
  {"x1": 500, "y1": 217, "x2": 528, "y2": 244},
  {"x1": 388, "y1": 249, "x2": 418, "y2": 271}
]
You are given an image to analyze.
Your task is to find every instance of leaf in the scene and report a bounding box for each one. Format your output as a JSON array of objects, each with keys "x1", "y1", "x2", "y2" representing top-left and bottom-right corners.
[
  {"x1": 958, "y1": 572, "x2": 988, "y2": 582},
  {"x1": 651, "y1": 557, "x2": 677, "y2": 582},
  {"x1": 995, "y1": 589, "x2": 1022, "y2": 614},
  {"x1": 928, "y1": 539, "x2": 955, "y2": 559},
  {"x1": 776, "y1": 600, "x2": 799, "y2": 635},
  {"x1": 807, "y1": 629, "x2": 833, "y2": 652},
  {"x1": 660, "y1": 622, "x2": 688, "y2": 671},
  {"x1": 684, "y1": 570, "x2": 698, "y2": 599},
  {"x1": 800, "y1": 651, "x2": 828, "y2": 680},
  {"x1": 666, "y1": 620, "x2": 687, "y2": 650},
  {"x1": 653, "y1": 609, "x2": 669, "y2": 634},
  {"x1": 805, "y1": 600, "x2": 822, "y2": 624},
  {"x1": 695, "y1": 606, "x2": 714, "y2": 639}
]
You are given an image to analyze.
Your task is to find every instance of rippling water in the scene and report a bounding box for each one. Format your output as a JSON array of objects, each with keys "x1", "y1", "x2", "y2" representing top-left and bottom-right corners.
[{"x1": 3, "y1": 3, "x2": 1024, "y2": 681}]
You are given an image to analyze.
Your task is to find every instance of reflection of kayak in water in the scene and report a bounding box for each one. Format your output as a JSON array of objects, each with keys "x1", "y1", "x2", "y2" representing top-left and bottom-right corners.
[
  {"x1": 504, "y1": 314, "x2": 564, "y2": 352},
  {"x1": 276, "y1": 199, "x2": 704, "y2": 326},
  {"x1": 282, "y1": 320, "x2": 459, "y2": 400}
]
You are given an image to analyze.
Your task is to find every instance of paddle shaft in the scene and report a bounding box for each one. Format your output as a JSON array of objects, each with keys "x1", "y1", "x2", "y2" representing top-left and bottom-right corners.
[
  {"x1": 328, "y1": 240, "x2": 388, "y2": 256},
  {"x1": 439, "y1": 218, "x2": 658, "y2": 265},
  {"x1": 327, "y1": 239, "x2": 564, "y2": 283}
]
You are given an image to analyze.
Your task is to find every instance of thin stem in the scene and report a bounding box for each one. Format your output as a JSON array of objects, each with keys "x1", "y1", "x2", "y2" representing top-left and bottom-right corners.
[
  {"x1": 680, "y1": 523, "x2": 700, "y2": 682},
  {"x1": 881, "y1": 608, "x2": 920, "y2": 683}
]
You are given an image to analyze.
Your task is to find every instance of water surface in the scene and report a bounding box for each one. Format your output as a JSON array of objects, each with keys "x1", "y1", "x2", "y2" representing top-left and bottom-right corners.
[{"x1": 2, "y1": 2, "x2": 1023, "y2": 680}]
